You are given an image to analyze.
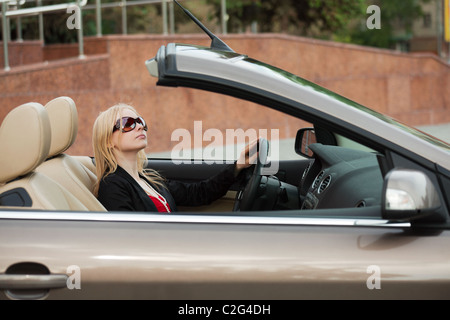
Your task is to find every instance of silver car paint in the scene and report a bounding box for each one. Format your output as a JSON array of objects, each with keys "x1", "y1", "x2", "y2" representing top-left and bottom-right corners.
[
  {"x1": 2, "y1": 211, "x2": 450, "y2": 299},
  {"x1": 171, "y1": 45, "x2": 450, "y2": 169},
  {"x1": 1, "y1": 44, "x2": 449, "y2": 300}
]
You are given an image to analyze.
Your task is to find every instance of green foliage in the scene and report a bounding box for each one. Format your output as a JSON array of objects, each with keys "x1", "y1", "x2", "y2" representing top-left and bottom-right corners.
[
  {"x1": 7, "y1": 0, "x2": 164, "y2": 44},
  {"x1": 5, "y1": 0, "x2": 431, "y2": 50},
  {"x1": 346, "y1": 0, "x2": 429, "y2": 49},
  {"x1": 205, "y1": 0, "x2": 367, "y2": 36},
  {"x1": 205, "y1": 0, "x2": 430, "y2": 50}
]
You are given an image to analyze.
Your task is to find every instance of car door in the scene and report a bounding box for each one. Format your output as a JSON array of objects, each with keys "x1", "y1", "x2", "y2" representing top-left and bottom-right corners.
[
  {"x1": 2, "y1": 86, "x2": 450, "y2": 301},
  {"x1": 2, "y1": 39, "x2": 450, "y2": 300},
  {"x1": 1, "y1": 127, "x2": 449, "y2": 300},
  {"x1": 2, "y1": 209, "x2": 450, "y2": 300}
]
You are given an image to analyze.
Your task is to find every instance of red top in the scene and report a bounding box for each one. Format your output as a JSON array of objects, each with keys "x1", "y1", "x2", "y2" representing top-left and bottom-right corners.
[{"x1": 148, "y1": 194, "x2": 171, "y2": 213}]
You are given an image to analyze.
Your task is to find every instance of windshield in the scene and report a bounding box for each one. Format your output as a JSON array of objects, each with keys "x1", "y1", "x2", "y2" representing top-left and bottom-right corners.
[
  {"x1": 167, "y1": 44, "x2": 450, "y2": 158},
  {"x1": 245, "y1": 56, "x2": 450, "y2": 153}
]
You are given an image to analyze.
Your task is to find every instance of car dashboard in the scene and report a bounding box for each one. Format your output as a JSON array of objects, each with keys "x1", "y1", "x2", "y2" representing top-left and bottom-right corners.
[{"x1": 299, "y1": 143, "x2": 383, "y2": 210}]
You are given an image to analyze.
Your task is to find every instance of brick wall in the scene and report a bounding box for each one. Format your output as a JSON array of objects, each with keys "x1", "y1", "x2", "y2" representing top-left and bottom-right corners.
[{"x1": 0, "y1": 41, "x2": 43, "y2": 67}]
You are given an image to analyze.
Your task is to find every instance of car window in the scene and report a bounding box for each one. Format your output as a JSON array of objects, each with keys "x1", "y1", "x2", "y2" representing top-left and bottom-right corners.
[
  {"x1": 149, "y1": 96, "x2": 311, "y2": 163},
  {"x1": 334, "y1": 134, "x2": 376, "y2": 153},
  {"x1": 145, "y1": 92, "x2": 386, "y2": 216}
]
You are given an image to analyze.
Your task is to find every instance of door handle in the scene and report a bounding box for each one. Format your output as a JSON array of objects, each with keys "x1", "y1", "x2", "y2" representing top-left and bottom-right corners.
[{"x1": 0, "y1": 274, "x2": 68, "y2": 290}]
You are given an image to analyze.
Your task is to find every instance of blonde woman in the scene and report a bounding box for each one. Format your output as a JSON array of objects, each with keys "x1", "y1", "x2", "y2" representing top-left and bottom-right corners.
[{"x1": 92, "y1": 103, "x2": 257, "y2": 212}]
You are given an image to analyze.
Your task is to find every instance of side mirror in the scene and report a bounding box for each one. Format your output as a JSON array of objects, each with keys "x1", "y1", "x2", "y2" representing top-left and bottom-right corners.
[
  {"x1": 382, "y1": 169, "x2": 441, "y2": 221},
  {"x1": 295, "y1": 128, "x2": 316, "y2": 158}
]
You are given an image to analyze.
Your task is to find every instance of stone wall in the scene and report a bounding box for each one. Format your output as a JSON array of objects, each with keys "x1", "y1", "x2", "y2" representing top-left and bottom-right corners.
[
  {"x1": 0, "y1": 41, "x2": 43, "y2": 67},
  {"x1": 0, "y1": 33, "x2": 448, "y2": 156}
]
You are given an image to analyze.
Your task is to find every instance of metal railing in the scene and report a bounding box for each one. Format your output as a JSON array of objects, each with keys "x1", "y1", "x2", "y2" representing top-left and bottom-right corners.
[
  {"x1": 1, "y1": 0, "x2": 88, "y2": 71},
  {"x1": 0, "y1": 0, "x2": 229, "y2": 71}
]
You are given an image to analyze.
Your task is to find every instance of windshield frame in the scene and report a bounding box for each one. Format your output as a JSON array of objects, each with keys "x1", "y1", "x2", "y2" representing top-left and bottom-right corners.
[{"x1": 151, "y1": 43, "x2": 450, "y2": 170}]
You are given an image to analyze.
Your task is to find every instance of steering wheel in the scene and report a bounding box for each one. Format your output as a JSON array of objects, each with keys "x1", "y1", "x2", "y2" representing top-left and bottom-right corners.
[{"x1": 233, "y1": 138, "x2": 269, "y2": 211}]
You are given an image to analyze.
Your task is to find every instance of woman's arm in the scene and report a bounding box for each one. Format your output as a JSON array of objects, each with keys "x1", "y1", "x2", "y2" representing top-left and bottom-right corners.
[
  {"x1": 166, "y1": 138, "x2": 259, "y2": 206},
  {"x1": 166, "y1": 163, "x2": 238, "y2": 207}
]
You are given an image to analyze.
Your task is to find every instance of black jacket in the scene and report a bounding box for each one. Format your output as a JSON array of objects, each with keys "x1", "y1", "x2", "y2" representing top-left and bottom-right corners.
[{"x1": 97, "y1": 164, "x2": 237, "y2": 212}]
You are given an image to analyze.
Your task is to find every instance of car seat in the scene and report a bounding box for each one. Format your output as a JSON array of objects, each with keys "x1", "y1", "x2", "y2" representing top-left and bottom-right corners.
[
  {"x1": 35, "y1": 97, "x2": 106, "y2": 211},
  {"x1": 0, "y1": 102, "x2": 89, "y2": 210}
]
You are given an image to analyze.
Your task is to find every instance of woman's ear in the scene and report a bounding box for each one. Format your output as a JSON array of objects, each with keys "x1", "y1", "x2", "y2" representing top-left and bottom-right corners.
[
  {"x1": 109, "y1": 132, "x2": 119, "y2": 149},
  {"x1": 109, "y1": 141, "x2": 118, "y2": 150}
]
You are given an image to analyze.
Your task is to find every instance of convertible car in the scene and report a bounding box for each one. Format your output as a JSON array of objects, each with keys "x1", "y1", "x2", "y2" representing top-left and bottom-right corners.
[{"x1": 0, "y1": 2, "x2": 449, "y2": 301}]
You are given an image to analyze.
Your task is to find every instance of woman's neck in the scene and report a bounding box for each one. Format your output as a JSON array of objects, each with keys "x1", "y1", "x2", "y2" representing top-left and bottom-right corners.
[{"x1": 115, "y1": 152, "x2": 140, "y2": 180}]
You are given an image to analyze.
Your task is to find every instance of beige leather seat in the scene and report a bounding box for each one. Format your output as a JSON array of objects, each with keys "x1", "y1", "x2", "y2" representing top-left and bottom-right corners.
[
  {"x1": 0, "y1": 102, "x2": 89, "y2": 210},
  {"x1": 74, "y1": 155, "x2": 96, "y2": 176},
  {"x1": 35, "y1": 97, "x2": 106, "y2": 212}
]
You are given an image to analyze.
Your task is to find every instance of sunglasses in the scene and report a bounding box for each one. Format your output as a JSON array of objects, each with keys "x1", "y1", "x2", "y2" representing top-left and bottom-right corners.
[{"x1": 113, "y1": 116, "x2": 148, "y2": 133}]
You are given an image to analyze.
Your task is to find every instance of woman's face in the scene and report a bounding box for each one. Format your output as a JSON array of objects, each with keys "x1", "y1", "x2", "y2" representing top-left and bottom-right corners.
[{"x1": 110, "y1": 108, "x2": 148, "y2": 154}]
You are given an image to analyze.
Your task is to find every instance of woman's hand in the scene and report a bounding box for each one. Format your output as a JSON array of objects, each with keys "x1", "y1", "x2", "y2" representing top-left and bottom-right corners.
[{"x1": 235, "y1": 138, "x2": 260, "y2": 174}]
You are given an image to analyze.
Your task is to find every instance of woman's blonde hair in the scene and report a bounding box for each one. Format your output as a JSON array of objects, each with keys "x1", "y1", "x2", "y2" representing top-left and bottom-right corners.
[{"x1": 92, "y1": 103, "x2": 165, "y2": 196}]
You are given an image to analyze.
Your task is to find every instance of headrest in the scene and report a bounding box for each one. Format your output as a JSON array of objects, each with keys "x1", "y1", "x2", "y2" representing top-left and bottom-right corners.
[
  {"x1": 45, "y1": 97, "x2": 78, "y2": 157},
  {"x1": 0, "y1": 103, "x2": 51, "y2": 184}
]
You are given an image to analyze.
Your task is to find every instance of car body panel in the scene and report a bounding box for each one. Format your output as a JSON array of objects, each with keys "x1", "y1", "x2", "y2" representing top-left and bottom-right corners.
[
  {"x1": 1, "y1": 36, "x2": 450, "y2": 300},
  {"x1": 2, "y1": 211, "x2": 450, "y2": 299}
]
